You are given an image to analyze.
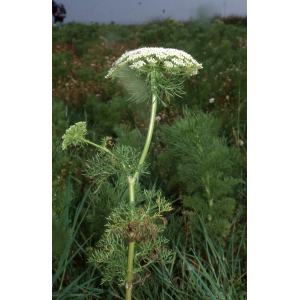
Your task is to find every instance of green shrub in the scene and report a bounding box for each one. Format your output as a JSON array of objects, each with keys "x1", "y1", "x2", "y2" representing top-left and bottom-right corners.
[{"x1": 159, "y1": 110, "x2": 244, "y2": 243}]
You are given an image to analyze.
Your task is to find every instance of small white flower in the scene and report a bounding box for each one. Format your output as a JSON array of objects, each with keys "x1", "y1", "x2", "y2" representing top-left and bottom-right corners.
[
  {"x1": 209, "y1": 98, "x2": 215, "y2": 103},
  {"x1": 155, "y1": 116, "x2": 161, "y2": 122},
  {"x1": 164, "y1": 61, "x2": 174, "y2": 68},
  {"x1": 239, "y1": 140, "x2": 244, "y2": 146},
  {"x1": 91, "y1": 63, "x2": 96, "y2": 67},
  {"x1": 146, "y1": 57, "x2": 157, "y2": 64},
  {"x1": 171, "y1": 58, "x2": 185, "y2": 66},
  {"x1": 226, "y1": 95, "x2": 229, "y2": 100},
  {"x1": 129, "y1": 60, "x2": 146, "y2": 69}
]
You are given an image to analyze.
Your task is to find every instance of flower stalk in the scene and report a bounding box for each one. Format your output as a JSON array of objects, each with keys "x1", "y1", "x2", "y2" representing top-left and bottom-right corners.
[
  {"x1": 78, "y1": 138, "x2": 114, "y2": 156},
  {"x1": 125, "y1": 176, "x2": 135, "y2": 299},
  {"x1": 125, "y1": 71, "x2": 157, "y2": 299}
]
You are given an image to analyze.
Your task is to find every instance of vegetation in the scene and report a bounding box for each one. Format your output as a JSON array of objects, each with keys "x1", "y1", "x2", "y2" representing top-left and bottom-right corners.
[{"x1": 52, "y1": 16, "x2": 247, "y2": 299}]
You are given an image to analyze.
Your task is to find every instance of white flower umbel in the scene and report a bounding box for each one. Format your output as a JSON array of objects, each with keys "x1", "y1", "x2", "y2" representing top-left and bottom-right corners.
[
  {"x1": 105, "y1": 47, "x2": 203, "y2": 105},
  {"x1": 105, "y1": 47, "x2": 203, "y2": 79}
]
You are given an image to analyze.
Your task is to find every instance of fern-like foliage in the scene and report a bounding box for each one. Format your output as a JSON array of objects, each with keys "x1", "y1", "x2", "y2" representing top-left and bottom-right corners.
[
  {"x1": 114, "y1": 123, "x2": 144, "y2": 149},
  {"x1": 84, "y1": 143, "x2": 149, "y2": 191},
  {"x1": 88, "y1": 189, "x2": 174, "y2": 286},
  {"x1": 159, "y1": 109, "x2": 244, "y2": 243}
]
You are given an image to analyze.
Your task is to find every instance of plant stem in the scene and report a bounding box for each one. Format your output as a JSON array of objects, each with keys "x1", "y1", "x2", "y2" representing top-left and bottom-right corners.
[
  {"x1": 125, "y1": 71, "x2": 158, "y2": 300},
  {"x1": 205, "y1": 172, "x2": 213, "y2": 222},
  {"x1": 197, "y1": 143, "x2": 213, "y2": 221},
  {"x1": 79, "y1": 137, "x2": 129, "y2": 170},
  {"x1": 125, "y1": 176, "x2": 135, "y2": 300},
  {"x1": 79, "y1": 137, "x2": 114, "y2": 156},
  {"x1": 133, "y1": 73, "x2": 158, "y2": 183}
]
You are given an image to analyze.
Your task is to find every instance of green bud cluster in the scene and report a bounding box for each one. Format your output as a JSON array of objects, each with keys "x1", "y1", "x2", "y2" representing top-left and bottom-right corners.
[{"x1": 61, "y1": 122, "x2": 88, "y2": 150}]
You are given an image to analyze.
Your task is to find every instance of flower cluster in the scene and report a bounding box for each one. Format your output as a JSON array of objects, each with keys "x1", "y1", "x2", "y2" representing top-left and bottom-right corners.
[
  {"x1": 164, "y1": 61, "x2": 174, "y2": 68},
  {"x1": 146, "y1": 57, "x2": 158, "y2": 64},
  {"x1": 129, "y1": 60, "x2": 146, "y2": 69},
  {"x1": 105, "y1": 47, "x2": 203, "y2": 79},
  {"x1": 171, "y1": 58, "x2": 185, "y2": 66},
  {"x1": 61, "y1": 122, "x2": 88, "y2": 150}
]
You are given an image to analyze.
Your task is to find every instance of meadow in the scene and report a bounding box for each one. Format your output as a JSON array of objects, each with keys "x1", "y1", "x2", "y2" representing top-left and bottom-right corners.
[{"x1": 52, "y1": 16, "x2": 247, "y2": 300}]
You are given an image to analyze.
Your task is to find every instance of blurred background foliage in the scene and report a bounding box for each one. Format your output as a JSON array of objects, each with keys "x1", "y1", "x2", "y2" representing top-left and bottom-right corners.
[{"x1": 52, "y1": 16, "x2": 247, "y2": 299}]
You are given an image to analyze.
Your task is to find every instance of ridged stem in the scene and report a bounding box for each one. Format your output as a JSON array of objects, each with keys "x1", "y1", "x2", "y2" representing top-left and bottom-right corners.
[
  {"x1": 125, "y1": 177, "x2": 135, "y2": 300},
  {"x1": 125, "y1": 71, "x2": 158, "y2": 300},
  {"x1": 133, "y1": 73, "x2": 158, "y2": 182}
]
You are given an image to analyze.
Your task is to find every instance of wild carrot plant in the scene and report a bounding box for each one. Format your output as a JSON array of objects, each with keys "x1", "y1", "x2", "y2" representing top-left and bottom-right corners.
[{"x1": 62, "y1": 47, "x2": 203, "y2": 299}]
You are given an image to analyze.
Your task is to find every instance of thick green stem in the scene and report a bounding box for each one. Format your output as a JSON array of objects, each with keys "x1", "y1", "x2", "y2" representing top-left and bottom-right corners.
[
  {"x1": 125, "y1": 177, "x2": 135, "y2": 299},
  {"x1": 133, "y1": 73, "x2": 158, "y2": 183},
  {"x1": 125, "y1": 71, "x2": 158, "y2": 300}
]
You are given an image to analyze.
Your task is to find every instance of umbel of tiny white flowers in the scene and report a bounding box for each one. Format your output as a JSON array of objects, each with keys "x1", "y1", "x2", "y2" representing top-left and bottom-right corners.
[{"x1": 105, "y1": 47, "x2": 203, "y2": 105}]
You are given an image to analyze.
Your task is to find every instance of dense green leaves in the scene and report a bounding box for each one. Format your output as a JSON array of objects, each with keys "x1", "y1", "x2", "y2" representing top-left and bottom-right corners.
[{"x1": 159, "y1": 110, "x2": 244, "y2": 242}]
